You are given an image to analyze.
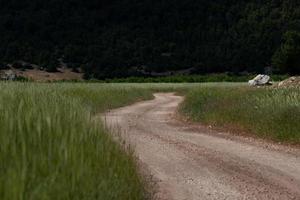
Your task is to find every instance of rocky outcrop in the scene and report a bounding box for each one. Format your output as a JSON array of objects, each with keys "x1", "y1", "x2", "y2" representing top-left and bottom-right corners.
[{"x1": 248, "y1": 74, "x2": 271, "y2": 86}]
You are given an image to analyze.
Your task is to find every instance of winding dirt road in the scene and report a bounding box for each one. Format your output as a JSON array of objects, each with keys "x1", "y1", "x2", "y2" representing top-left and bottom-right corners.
[{"x1": 103, "y1": 93, "x2": 300, "y2": 200}]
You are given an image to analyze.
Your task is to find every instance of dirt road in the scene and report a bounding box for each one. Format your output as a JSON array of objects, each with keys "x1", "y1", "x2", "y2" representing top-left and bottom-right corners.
[{"x1": 103, "y1": 93, "x2": 300, "y2": 200}]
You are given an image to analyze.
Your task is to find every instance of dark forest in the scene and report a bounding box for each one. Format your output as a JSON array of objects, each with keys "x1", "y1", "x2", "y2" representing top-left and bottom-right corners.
[{"x1": 0, "y1": 0, "x2": 299, "y2": 78}]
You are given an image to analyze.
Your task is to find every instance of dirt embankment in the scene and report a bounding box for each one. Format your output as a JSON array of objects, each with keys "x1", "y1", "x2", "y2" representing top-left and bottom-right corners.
[
  {"x1": 277, "y1": 76, "x2": 300, "y2": 88},
  {"x1": 103, "y1": 93, "x2": 300, "y2": 200},
  {"x1": 1, "y1": 68, "x2": 83, "y2": 81}
]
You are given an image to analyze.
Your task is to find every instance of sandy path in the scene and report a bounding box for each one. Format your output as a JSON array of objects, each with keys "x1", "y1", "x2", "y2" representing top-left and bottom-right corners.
[{"x1": 103, "y1": 93, "x2": 300, "y2": 200}]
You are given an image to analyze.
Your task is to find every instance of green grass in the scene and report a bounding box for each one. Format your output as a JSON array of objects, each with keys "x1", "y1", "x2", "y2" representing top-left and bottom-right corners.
[
  {"x1": 180, "y1": 86, "x2": 300, "y2": 143},
  {"x1": 1, "y1": 81, "x2": 299, "y2": 200},
  {"x1": 0, "y1": 83, "x2": 153, "y2": 200},
  {"x1": 52, "y1": 74, "x2": 288, "y2": 83},
  {"x1": 88, "y1": 74, "x2": 289, "y2": 83}
]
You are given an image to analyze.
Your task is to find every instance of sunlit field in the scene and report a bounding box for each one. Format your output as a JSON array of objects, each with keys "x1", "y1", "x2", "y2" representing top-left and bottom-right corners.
[
  {"x1": 181, "y1": 86, "x2": 300, "y2": 143},
  {"x1": 0, "y1": 83, "x2": 154, "y2": 200},
  {"x1": 0, "y1": 82, "x2": 299, "y2": 199}
]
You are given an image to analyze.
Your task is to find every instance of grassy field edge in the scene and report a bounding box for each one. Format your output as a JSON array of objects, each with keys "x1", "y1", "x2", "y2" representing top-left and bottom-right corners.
[
  {"x1": 0, "y1": 83, "x2": 155, "y2": 200},
  {"x1": 179, "y1": 86, "x2": 300, "y2": 144}
]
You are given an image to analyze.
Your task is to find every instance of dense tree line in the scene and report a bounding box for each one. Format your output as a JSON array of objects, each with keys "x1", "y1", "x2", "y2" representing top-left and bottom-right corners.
[{"x1": 0, "y1": 0, "x2": 299, "y2": 78}]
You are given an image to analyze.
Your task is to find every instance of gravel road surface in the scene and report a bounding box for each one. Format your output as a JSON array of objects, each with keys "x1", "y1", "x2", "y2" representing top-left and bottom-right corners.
[{"x1": 103, "y1": 93, "x2": 300, "y2": 200}]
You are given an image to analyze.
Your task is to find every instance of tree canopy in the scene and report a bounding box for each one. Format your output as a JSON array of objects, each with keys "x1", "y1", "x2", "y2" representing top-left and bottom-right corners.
[
  {"x1": 272, "y1": 31, "x2": 300, "y2": 74},
  {"x1": 0, "y1": 0, "x2": 299, "y2": 78}
]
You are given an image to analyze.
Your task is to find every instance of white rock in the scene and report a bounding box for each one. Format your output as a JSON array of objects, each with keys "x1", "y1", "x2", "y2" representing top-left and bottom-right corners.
[
  {"x1": 248, "y1": 74, "x2": 271, "y2": 86},
  {"x1": 248, "y1": 80, "x2": 256, "y2": 86}
]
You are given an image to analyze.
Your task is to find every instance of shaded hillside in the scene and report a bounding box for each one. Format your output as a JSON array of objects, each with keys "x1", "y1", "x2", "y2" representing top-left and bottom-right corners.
[
  {"x1": 0, "y1": 0, "x2": 299, "y2": 78},
  {"x1": 0, "y1": 68, "x2": 83, "y2": 82}
]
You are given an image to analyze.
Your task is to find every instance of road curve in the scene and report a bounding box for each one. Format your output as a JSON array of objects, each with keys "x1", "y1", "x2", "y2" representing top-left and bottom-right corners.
[{"x1": 103, "y1": 93, "x2": 300, "y2": 200}]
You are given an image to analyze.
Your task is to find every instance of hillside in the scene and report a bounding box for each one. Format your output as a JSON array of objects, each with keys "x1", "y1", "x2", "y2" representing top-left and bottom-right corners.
[
  {"x1": 0, "y1": 68, "x2": 83, "y2": 82},
  {"x1": 0, "y1": 0, "x2": 299, "y2": 78}
]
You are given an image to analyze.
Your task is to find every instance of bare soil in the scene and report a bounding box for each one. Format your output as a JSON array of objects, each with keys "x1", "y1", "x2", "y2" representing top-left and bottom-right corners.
[
  {"x1": 277, "y1": 76, "x2": 300, "y2": 88},
  {"x1": 1, "y1": 68, "x2": 83, "y2": 81},
  {"x1": 103, "y1": 93, "x2": 300, "y2": 200}
]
